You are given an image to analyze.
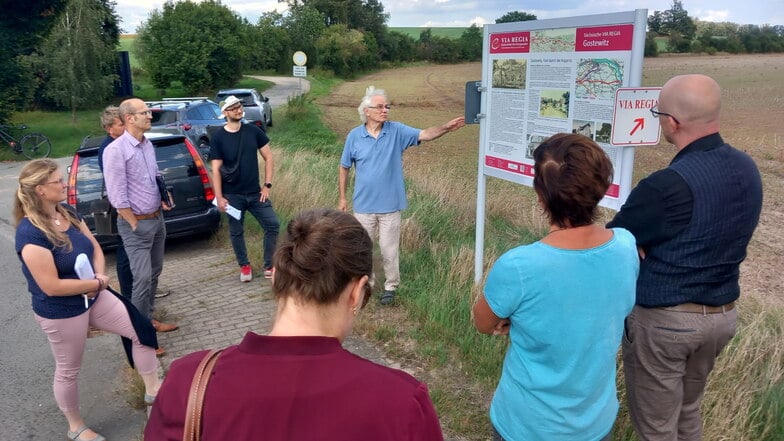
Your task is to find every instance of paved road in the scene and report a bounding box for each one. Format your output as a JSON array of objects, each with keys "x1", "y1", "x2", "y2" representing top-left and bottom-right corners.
[
  {"x1": 0, "y1": 78, "x2": 296, "y2": 440},
  {"x1": 0, "y1": 77, "x2": 400, "y2": 440}
]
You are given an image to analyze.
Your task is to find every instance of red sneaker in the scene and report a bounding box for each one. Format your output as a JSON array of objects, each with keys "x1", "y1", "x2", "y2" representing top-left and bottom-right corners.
[{"x1": 240, "y1": 264, "x2": 253, "y2": 282}]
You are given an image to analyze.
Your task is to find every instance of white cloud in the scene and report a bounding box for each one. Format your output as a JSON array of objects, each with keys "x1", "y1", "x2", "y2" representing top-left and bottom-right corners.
[{"x1": 113, "y1": 0, "x2": 782, "y2": 34}]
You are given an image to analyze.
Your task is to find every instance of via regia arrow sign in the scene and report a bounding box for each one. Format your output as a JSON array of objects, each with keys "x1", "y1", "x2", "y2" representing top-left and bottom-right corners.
[{"x1": 611, "y1": 87, "x2": 662, "y2": 146}]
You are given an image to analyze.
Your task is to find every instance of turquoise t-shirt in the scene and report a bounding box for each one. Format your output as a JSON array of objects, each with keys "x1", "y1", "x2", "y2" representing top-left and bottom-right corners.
[
  {"x1": 484, "y1": 228, "x2": 639, "y2": 441},
  {"x1": 340, "y1": 121, "x2": 421, "y2": 214}
]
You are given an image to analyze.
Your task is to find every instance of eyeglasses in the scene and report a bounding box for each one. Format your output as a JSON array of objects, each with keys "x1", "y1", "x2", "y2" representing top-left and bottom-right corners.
[
  {"x1": 225, "y1": 105, "x2": 243, "y2": 112},
  {"x1": 46, "y1": 178, "x2": 65, "y2": 185},
  {"x1": 132, "y1": 110, "x2": 152, "y2": 116},
  {"x1": 370, "y1": 104, "x2": 391, "y2": 111},
  {"x1": 650, "y1": 106, "x2": 680, "y2": 124}
]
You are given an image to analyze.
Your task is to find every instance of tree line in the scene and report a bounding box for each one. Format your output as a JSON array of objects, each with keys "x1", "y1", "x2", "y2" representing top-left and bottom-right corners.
[
  {"x1": 0, "y1": 1, "x2": 535, "y2": 123},
  {"x1": 645, "y1": 0, "x2": 784, "y2": 56},
  {"x1": 1, "y1": 0, "x2": 782, "y2": 124}
]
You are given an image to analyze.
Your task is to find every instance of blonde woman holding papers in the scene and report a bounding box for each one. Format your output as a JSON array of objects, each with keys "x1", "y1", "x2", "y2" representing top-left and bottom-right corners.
[{"x1": 14, "y1": 159, "x2": 160, "y2": 441}]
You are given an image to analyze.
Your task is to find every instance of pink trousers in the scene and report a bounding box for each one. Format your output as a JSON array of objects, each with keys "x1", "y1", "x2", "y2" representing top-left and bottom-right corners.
[{"x1": 35, "y1": 290, "x2": 157, "y2": 412}]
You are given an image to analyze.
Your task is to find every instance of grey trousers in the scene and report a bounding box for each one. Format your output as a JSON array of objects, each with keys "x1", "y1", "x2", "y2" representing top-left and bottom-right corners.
[
  {"x1": 623, "y1": 304, "x2": 737, "y2": 441},
  {"x1": 117, "y1": 214, "x2": 166, "y2": 319}
]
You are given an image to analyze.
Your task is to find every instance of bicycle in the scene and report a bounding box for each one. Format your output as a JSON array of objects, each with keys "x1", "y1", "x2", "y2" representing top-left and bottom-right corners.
[{"x1": 0, "y1": 123, "x2": 52, "y2": 159}]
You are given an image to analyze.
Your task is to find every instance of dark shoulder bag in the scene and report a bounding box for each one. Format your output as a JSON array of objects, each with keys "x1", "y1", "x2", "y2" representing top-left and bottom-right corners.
[{"x1": 219, "y1": 125, "x2": 244, "y2": 184}]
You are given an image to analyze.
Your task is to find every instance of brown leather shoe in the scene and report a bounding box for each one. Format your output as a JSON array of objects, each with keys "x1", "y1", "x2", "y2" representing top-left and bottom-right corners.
[
  {"x1": 151, "y1": 319, "x2": 179, "y2": 333},
  {"x1": 155, "y1": 347, "x2": 166, "y2": 357}
]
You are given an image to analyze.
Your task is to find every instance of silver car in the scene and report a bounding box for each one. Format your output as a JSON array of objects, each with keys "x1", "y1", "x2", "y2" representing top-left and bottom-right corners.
[{"x1": 215, "y1": 88, "x2": 272, "y2": 131}]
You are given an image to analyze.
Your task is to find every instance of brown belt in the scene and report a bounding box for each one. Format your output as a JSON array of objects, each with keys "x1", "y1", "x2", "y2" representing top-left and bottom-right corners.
[
  {"x1": 661, "y1": 301, "x2": 735, "y2": 314},
  {"x1": 134, "y1": 210, "x2": 160, "y2": 220}
]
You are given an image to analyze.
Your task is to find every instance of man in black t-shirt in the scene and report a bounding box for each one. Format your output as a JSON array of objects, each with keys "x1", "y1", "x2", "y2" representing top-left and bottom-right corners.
[{"x1": 209, "y1": 95, "x2": 280, "y2": 282}]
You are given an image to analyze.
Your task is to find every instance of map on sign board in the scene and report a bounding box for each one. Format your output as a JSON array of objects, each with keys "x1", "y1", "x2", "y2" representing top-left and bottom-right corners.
[{"x1": 576, "y1": 58, "x2": 624, "y2": 99}]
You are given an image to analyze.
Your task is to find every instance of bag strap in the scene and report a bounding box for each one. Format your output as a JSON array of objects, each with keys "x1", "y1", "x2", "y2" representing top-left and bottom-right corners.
[{"x1": 183, "y1": 349, "x2": 224, "y2": 441}]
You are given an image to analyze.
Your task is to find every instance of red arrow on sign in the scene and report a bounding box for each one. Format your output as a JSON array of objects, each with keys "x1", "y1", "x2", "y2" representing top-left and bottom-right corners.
[{"x1": 630, "y1": 118, "x2": 644, "y2": 136}]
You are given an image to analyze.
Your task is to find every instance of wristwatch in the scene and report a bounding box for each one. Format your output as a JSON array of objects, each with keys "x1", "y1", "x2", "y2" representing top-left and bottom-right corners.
[{"x1": 264, "y1": 182, "x2": 273, "y2": 189}]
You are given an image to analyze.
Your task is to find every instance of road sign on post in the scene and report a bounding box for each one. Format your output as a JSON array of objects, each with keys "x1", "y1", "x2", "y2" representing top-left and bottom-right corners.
[
  {"x1": 611, "y1": 87, "x2": 662, "y2": 145},
  {"x1": 293, "y1": 66, "x2": 307, "y2": 77},
  {"x1": 293, "y1": 51, "x2": 307, "y2": 66}
]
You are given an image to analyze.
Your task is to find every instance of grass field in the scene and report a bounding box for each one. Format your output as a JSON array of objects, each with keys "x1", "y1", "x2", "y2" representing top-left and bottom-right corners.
[
  {"x1": 5, "y1": 52, "x2": 782, "y2": 440},
  {"x1": 296, "y1": 54, "x2": 784, "y2": 440},
  {"x1": 391, "y1": 27, "x2": 468, "y2": 40}
]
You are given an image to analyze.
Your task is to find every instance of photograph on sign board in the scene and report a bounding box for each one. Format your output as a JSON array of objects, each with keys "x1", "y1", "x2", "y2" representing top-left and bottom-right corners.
[
  {"x1": 576, "y1": 58, "x2": 624, "y2": 99},
  {"x1": 526, "y1": 134, "x2": 546, "y2": 159},
  {"x1": 531, "y1": 28, "x2": 575, "y2": 52},
  {"x1": 539, "y1": 89, "x2": 570, "y2": 119},
  {"x1": 595, "y1": 122, "x2": 612, "y2": 143},
  {"x1": 572, "y1": 120, "x2": 595, "y2": 139},
  {"x1": 491, "y1": 59, "x2": 526, "y2": 89}
]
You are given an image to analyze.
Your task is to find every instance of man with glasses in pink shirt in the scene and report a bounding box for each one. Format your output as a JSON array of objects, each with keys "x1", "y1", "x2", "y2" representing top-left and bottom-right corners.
[{"x1": 104, "y1": 98, "x2": 178, "y2": 355}]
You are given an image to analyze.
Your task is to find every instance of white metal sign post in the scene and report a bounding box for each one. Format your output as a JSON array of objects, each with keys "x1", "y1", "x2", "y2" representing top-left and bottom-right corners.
[
  {"x1": 474, "y1": 9, "x2": 649, "y2": 284},
  {"x1": 611, "y1": 87, "x2": 662, "y2": 145},
  {"x1": 292, "y1": 51, "x2": 308, "y2": 92}
]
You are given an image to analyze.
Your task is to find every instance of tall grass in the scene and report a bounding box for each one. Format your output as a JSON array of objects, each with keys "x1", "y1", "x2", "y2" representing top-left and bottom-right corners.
[{"x1": 257, "y1": 73, "x2": 784, "y2": 440}]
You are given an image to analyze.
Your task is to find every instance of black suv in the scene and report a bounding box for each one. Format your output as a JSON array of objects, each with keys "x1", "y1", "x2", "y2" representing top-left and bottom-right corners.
[
  {"x1": 146, "y1": 97, "x2": 224, "y2": 151},
  {"x1": 66, "y1": 130, "x2": 221, "y2": 248}
]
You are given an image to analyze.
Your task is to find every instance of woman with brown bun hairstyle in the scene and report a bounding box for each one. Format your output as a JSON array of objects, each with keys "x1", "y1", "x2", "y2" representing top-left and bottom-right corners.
[
  {"x1": 14, "y1": 159, "x2": 160, "y2": 441},
  {"x1": 473, "y1": 134, "x2": 639, "y2": 441},
  {"x1": 146, "y1": 209, "x2": 443, "y2": 441}
]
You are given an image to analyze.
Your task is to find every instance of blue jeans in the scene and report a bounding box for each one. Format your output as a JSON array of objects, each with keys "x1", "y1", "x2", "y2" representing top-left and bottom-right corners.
[{"x1": 225, "y1": 193, "x2": 280, "y2": 269}]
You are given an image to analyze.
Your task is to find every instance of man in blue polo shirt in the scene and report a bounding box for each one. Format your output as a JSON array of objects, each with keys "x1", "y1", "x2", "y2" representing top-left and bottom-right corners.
[{"x1": 338, "y1": 86, "x2": 465, "y2": 305}]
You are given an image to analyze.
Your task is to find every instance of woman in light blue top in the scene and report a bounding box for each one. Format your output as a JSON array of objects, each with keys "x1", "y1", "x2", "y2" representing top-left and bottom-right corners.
[{"x1": 473, "y1": 133, "x2": 639, "y2": 441}]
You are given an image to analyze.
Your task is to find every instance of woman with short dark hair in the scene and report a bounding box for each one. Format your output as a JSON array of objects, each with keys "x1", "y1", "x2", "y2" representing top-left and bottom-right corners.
[
  {"x1": 473, "y1": 134, "x2": 639, "y2": 441},
  {"x1": 146, "y1": 209, "x2": 444, "y2": 440}
]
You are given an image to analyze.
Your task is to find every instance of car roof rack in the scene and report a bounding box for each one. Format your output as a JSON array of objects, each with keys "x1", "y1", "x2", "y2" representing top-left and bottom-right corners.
[{"x1": 161, "y1": 97, "x2": 209, "y2": 101}]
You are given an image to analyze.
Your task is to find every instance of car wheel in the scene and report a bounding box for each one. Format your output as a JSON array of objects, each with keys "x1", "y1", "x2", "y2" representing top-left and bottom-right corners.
[{"x1": 266, "y1": 113, "x2": 272, "y2": 127}]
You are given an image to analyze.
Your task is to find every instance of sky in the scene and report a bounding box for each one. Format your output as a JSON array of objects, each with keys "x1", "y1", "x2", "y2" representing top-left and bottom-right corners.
[{"x1": 114, "y1": 0, "x2": 783, "y2": 34}]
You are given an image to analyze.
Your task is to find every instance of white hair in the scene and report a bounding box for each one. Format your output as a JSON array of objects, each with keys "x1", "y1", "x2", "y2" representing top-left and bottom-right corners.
[{"x1": 357, "y1": 86, "x2": 387, "y2": 123}]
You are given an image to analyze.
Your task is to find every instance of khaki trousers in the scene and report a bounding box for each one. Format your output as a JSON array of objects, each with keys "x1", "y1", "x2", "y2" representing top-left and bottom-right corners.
[
  {"x1": 354, "y1": 211, "x2": 401, "y2": 291},
  {"x1": 622, "y1": 304, "x2": 737, "y2": 441}
]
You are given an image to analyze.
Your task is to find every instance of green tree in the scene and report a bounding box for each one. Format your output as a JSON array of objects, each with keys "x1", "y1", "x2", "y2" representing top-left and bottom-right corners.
[
  {"x1": 283, "y1": 4, "x2": 327, "y2": 67},
  {"x1": 496, "y1": 11, "x2": 537, "y2": 23},
  {"x1": 136, "y1": 0, "x2": 245, "y2": 94},
  {"x1": 378, "y1": 30, "x2": 417, "y2": 63},
  {"x1": 647, "y1": 11, "x2": 664, "y2": 34},
  {"x1": 252, "y1": 11, "x2": 291, "y2": 72},
  {"x1": 0, "y1": 0, "x2": 68, "y2": 123},
  {"x1": 33, "y1": 0, "x2": 120, "y2": 121},
  {"x1": 458, "y1": 24, "x2": 482, "y2": 61},
  {"x1": 645, "y1": 32, "x2": 659, "y2": 56},
  {"x1": 315, "y1": 25, "x2": 370, "y2": 77},
  {"x1": 281, "y1": 0, "x2": 388, "y2": 53}
]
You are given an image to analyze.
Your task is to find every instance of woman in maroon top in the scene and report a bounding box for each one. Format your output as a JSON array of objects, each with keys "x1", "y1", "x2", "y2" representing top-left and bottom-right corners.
[{"x1": 145, "y1": 209, "x2": 443, "y2": 440}]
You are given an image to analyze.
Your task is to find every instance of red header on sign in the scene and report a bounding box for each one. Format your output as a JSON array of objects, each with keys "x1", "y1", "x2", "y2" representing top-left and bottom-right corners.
[
  {"x1": 576, "y1": 24, "x2": 633, "y2": 51},
  {"x1": 489, "y1": 32, "x2": 531, "y2": 54}
]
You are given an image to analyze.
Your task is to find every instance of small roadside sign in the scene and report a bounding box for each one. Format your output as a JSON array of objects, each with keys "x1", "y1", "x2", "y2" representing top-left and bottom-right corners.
[
  {"x1": 611, "y1": 87, "x2": 662, "y2": 146},
  {"x1": 293, "y1": 51, "x2": 307, "y2": 67},
  {"x1": 293, "y1": 66, "x2": 307, "y2": 77}
]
